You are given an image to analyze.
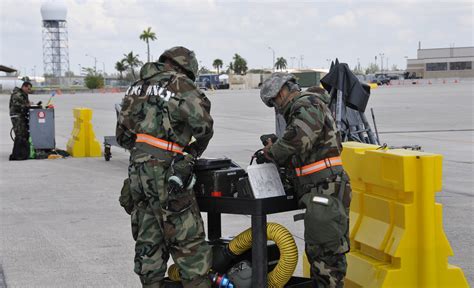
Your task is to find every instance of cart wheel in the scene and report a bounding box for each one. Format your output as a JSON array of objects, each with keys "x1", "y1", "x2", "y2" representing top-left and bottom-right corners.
[{"x1": 104, "y1": 145, "x2": 111, "y2": 161}]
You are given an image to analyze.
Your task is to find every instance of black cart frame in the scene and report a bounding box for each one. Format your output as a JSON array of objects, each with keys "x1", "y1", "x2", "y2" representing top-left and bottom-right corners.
[{"x1": 196, "y1": 195, "x2": 305, "y2": 287}]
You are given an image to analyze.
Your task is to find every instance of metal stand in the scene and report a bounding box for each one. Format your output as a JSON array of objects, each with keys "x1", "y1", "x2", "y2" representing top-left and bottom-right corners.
[{"x1": 197, "y1": 195, "x2": 310, "y2": 287}]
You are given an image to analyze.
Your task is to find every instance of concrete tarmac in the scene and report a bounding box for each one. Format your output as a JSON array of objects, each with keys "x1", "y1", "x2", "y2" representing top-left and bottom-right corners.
[{"x1": 0, "y1": 81, "x2": 472, "y2": 287}]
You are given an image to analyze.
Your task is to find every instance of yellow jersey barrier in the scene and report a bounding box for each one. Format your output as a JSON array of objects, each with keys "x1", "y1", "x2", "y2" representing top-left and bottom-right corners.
[
  {"x1": 66, "y1": 108, "x2": 102, "y2": 157},
  {"x1": 303, "y1": 142, "x2": 468, "y2": 287}
]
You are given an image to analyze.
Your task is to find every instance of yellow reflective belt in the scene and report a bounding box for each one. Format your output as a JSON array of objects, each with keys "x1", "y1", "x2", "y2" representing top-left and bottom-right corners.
[
  {"x1": 136, "y1": 134, "x2": 184, "y2": 154},
  {"x1": 295, "y1": 156, "x2": 342, "y2": 177}
]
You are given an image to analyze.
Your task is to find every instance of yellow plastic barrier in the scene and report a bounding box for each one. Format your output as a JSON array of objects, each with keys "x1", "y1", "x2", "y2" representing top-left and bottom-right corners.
[
  {"x1": 66, "y1": 108, "x2": 102, "y2": 157},
  {"x1": 303, "y1": 142, "x2": 468, "y2": 287},
  {"x1": 368, "y1": 83, "x2": 378, "y2": 89}
]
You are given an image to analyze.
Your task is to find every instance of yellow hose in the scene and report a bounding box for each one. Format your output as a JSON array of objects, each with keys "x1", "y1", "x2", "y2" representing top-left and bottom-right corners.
[
  {"x1": 168, "y1": 263, "x2": 180, "y2": 282},
  {"x1": 228, "y1": 222, "x2": 298, "y2": 288},
  {"x1": 167, "y1": 222, "x2": 298, "y2": 287}
]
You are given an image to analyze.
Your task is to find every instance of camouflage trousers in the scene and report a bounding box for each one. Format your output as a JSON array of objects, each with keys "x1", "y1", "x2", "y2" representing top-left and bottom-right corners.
[
  {"x1": 129, "y1": 158, "x2": 212, "y2": 287},
  {"x1": 299, "y1": 177, "x2": 351, "y2": 288},
  {"x1": 11, "y1": 117, "x2": 29, "y2": 140},
  {"x1": 10, "y1": 117, "x2": 29, "y2": 161},
  {"x1": 306, "y1": 238, "x2": 349, "y2": 288}
]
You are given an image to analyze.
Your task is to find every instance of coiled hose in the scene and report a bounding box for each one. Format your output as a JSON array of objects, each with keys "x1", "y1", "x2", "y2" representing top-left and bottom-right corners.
[
  {"x1": 168, "y1": 263, "x2": 180, "y2": 282},
  {"x1": 229, "y1": 222, "x2": 298, "y2": 288},
  {"x1": 167, "y1": 222, "x2": 298, "y2": 287}
]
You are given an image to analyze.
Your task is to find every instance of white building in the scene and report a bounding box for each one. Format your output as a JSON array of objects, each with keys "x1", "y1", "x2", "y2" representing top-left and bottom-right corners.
[{"x1": 406, "y1": 47, "x2": 474, "y2": 78}]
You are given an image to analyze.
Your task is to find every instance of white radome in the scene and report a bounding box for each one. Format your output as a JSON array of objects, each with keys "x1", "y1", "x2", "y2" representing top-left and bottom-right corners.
[{"x1": 41, "y1": 1, "x2": 67, "y2": 21}]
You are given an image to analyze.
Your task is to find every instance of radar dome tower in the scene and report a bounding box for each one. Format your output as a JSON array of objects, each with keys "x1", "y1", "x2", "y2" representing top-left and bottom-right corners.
[{"x1": 41, "y1": 1, "x2": 69, "y2": 77}]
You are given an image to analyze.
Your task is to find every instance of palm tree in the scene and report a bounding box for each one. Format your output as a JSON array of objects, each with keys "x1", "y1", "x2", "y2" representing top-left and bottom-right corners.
[
  {"x1": 123, "y1": 51, "x2": 142, "y2": 80},
  {"x1": 275, "y1": 57, "x2": 287, "y2": 71},
  {"x1": 139, "y1": 27, "x2": 157, "y2": 62},
  {"x1": 115, "y1": 60, "x2": 128, "y2": 79},
  {"x1": 212, "y1": 59, "x2": 223, "y2": 74},
  {"x1": 232, "y1": 54, "x2": 248, "y2": 75}
]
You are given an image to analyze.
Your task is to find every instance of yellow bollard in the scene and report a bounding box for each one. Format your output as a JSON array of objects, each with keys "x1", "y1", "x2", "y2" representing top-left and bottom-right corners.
[{"x1": 66, "y1": 108, "x2": 102, "y2": 157}]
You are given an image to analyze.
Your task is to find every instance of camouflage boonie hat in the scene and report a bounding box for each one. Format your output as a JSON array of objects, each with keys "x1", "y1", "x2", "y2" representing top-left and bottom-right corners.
[
  {"x1": 260, "y1": 72, "x2": 297, "y2": 107},
  {"x1": 159, "y1": 46, "x2": 199, "y2": 81}
]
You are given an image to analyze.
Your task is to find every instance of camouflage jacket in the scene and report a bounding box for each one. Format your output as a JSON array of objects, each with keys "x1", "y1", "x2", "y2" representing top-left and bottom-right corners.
[
  {"x1": 116, "y1": 62, "x2": 213, "y2": 158},
  {"x1": 269, "y1": 91, "x2": 342, "y2": 168},
  {"x1": 9, "y1": 87, "x2": 29, "y2": 118}
]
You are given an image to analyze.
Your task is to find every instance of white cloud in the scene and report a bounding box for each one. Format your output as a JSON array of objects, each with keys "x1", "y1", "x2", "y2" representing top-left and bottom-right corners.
[
  {"x1": 1, "y1": 0, "x2": 472, "y2": 76},
  {"x1": 327, "y1": 11, "x2": 357, "y2": 29}
]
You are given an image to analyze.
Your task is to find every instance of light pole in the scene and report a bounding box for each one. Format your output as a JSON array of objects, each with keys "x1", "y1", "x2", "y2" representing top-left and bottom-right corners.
[
  {"x1": 268, "y1": 46, "x2": 275, "y2": 72},
  {"x1": 102, "y1": 62, "x2": 106, "y2": 75},
  {"x1": 326, "y1": 58, "x2": 331, "y2": 69},
  {"x1": 379, "y1": 53, "x2": 384, "y2": 73},
  {"x1": 85, "y1": 53, "x2": 97, "y2": 72},
  {"x1": 290, "y1": 56, "x2": 296, "y2": 69},
  {"x1": 300, "y1": 55, "x2": 304, "y2": 69},
  {"x1": 386, "y1": 57, "x2": 389, "y2": 72},
  {"x1": 78, "y1": 64, "x2": 82, "y2": 75}
]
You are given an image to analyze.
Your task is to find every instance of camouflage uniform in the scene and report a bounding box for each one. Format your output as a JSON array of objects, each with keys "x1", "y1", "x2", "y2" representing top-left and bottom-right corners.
[
  {"x1": 260, "y1": 74, "x2": 351, "y2": 288},
  {"x1": 116, "y1": 47, "x2": 213, "y2": 288},
  {"x1": 9, "y1": 87, "x2": 30, "y2": 160}
]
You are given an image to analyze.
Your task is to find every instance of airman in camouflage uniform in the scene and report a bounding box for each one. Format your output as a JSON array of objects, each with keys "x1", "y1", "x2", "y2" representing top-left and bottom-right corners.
[
  {"x1": 260, "y1": 73, "x2": 351, "y2": 288},
  {"x1": 9, "y1": 81, "x2": 32, "y2": 161},
  {"x1": 116, "y1": 47, "x2": 213, "y2": 288}
]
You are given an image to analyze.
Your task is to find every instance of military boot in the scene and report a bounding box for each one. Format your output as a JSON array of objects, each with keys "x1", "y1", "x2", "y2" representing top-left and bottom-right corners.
[{"x1": 182, "y1": 275, "x2": 211, "y2": 288}]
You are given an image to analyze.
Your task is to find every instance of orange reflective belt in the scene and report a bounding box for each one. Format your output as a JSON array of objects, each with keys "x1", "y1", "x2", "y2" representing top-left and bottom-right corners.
[
  {"x1": 136, "y1": 134, "x2": 184, "y2": 154},
  {"x1": 295, "y1": 156, "x2": 343, "y2": 177}
]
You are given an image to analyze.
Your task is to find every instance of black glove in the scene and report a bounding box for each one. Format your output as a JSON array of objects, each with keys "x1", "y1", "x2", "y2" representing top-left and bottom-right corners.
[
  {"x1": 260, "y1": 133, "x2": 278, "y2": 146},
  {"x1": 254, "y1": 149, "x2": 273, "y2": 164}
]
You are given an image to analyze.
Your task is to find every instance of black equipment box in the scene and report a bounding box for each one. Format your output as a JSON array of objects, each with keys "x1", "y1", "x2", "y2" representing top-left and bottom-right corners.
[{"x1": 194, "y1": 158, "x2": 247, "y2": 198}]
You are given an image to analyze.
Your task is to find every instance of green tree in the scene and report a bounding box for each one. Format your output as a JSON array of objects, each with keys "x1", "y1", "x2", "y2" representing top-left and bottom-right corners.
[
  {"x1": 212, "y1": 59, "x2": 223, "y2": 74},
  {"x1": 123, "y1": 51, "x2": 142, "y2": 80},
  {"x1": 232, "y1": 54, "x2": 248, "y2": 75},
  {"x1": 83, "y1": 67, "x2": 104, "y2": 89},
  {"x1": 199, "y1": 66, "x2": 211, "y2": 75},
  {"x1": 275, "y1": 57, "x2": 287, "y2": 71},
  {"x1": 139, "y1": 27, "x2": 157, "y2": 62},
  {"x1": 352, "y1": 65, "x2": 364, "y2": 75},
  {"x1": 115, "y1": 60, "x2": 128, "y2": 79},
  {"x1": 365, "y1": 63, "x2": 379, "y2": 74}
]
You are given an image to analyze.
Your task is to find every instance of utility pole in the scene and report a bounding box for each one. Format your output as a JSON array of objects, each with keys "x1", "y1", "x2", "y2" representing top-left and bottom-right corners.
[
  {"x1": 290, "y1": 57, "x2": 296, "y2": 69},
  {"x1": 379, "y1": 53, "x2": 384, "y2": 73},
  {"x1": 268, "y1": 46, "x2": 275, "y2": 72},
  {"x1": 85, "y1": 54, "x2": 97, "y2": 72}
]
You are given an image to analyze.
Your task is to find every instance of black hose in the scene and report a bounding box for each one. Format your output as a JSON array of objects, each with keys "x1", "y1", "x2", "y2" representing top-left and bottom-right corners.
[{"x1": 10, "y1": 128, "x2": 15, "y2": 142}]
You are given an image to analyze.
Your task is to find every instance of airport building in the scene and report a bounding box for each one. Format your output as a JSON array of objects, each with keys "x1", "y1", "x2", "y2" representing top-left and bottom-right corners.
[{"x1": 406, "y1": 46, "x2": 474, "y2": 78}]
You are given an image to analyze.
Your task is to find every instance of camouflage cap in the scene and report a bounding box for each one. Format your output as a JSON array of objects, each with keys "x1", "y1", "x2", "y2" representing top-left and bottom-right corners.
[
  {"x1": 158, "y1": 46, "x2": 199, "y2": 81},
  {"x1": 260, "y1": 72, "x2": 297, "y2": 107}
]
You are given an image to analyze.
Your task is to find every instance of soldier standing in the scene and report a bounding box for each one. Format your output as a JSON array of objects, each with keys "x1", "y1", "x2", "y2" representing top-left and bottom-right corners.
[
  {"x1": 9, "y1": 81, "x2": 32, "y2": 161},
  {"x1": 259, "y1": 73, "x2": 351, "y2": 288},
  {"x1": 116, "y1": 47, "x2": 213, "y2": 288}
]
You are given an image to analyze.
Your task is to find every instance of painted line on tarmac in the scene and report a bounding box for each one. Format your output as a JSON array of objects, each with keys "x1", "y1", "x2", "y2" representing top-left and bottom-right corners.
[{"x1": 379, "y1": 129, "x2": 473, "y2": 134}]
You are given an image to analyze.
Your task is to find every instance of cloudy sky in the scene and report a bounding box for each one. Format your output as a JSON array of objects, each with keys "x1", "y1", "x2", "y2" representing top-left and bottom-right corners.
[{"x1": 1, "y1": 0, "x2": 473, "y2": 77}]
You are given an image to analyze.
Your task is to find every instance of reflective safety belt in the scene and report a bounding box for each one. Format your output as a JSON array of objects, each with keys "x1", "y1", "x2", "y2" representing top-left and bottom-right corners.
[
  {"x1": 136, "y1": 134, "x2": 184, "y2": 154},
  {"x1": 295, "y1": 156, "x2": 342, "y2": 177}
]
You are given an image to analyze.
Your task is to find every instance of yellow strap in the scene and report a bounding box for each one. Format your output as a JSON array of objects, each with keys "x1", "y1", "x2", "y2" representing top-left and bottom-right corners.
[
  {"x1": 136, "y1": 134, "x2": 184, "y2": 154},
  {"x1": 295, "y1": 156, "x2": 342, "y2": 177}
]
